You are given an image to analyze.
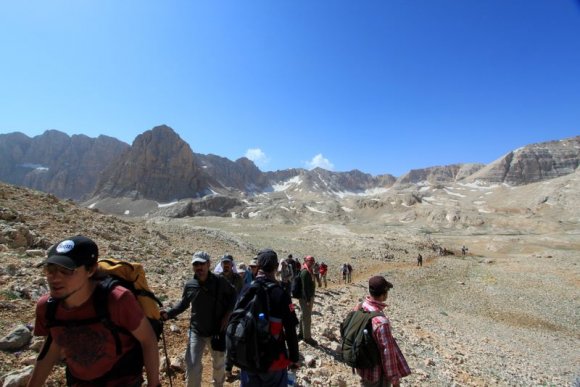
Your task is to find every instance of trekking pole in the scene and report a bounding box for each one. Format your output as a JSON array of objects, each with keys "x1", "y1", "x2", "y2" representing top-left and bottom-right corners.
[{"x1": 160, "y1": 322, "x2": 173, "y2": 387}]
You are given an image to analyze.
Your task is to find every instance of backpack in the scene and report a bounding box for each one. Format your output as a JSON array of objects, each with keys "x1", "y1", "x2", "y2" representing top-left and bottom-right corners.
[
  {"x1": 290, "y1": 271, "x2": 303, "y2": 299},
  {"x1": 340, "y1": 307, "x2": 383, "y2": 369},
  {"x1": 95, "y1": 258, "x2": 164, "y2": 338},
  {"x1": 38, "y1": 258, "x2": 163, "y2": 361},
  {"x1": 226, "y1": 281, "x2": 279, "y2": 373}
]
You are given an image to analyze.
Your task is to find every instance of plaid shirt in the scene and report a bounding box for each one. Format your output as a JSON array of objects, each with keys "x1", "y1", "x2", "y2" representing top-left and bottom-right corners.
[{"x1": 356, "y1": 296, "x2": 411, "y2": 385}]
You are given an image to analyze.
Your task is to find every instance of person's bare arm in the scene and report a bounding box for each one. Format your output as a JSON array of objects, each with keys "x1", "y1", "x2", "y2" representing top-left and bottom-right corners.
[
  {"x1": 132, "y1": 317, "x2": 161, "y2": 387},
  {"x1": 26, "y1": 338, "x2": 61, "y2": 387}
]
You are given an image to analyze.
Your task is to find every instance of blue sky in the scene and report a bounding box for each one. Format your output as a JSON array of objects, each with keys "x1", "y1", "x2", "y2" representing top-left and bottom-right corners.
[{"x1": 1, "y1": 1, "x2": 579, "y2": 177}]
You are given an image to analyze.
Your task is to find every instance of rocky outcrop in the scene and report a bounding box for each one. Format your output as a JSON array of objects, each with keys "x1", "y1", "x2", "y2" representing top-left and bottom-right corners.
[
  {"x1": 152, "y1": 196, "x2": 244, "y2": 218},
  {"x1": 195, "y1": 154, "x2": 269, "y2": 192},
  {"x1": 93, "y1": 125, "x2": 216, "y2": 202},
  {"x1": 396, "y1": 163, "x2": 483, "y2": 186},
  {"x1": 0, "y1": 130, "x2": 128, "y2": 200},
  {"x1": 467, "y1": 136, "x2": 580, "y2": 185}
]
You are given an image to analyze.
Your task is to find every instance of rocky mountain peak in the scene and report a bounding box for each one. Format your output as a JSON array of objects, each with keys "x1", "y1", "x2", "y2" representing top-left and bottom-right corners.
[
  {"x1": 194, "y1": 154, "x2": 267, "y2": 192},
  {"x1": 92, "y1": 125, "x2": 215, "y2": 202}
]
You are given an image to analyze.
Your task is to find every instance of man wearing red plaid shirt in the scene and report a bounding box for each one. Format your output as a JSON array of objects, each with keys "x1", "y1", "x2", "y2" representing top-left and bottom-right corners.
[{"x1": 355, "y1": 276, "x2": 411, "y2": 387}]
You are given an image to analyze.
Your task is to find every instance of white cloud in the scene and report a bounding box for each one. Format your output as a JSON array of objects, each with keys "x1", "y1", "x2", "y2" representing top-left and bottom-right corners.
[
  {"x1": 245, "y1": 148, "x2": 270, "y2": 167},
  {"x1": 305, "y1": 154, "x2": 335, "y2": 171}
]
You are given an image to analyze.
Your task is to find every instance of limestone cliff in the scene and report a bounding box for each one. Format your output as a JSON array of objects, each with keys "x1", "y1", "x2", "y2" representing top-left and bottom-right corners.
[
  {"x1": 93, "y1": 125, "x2": 216, "y2": 202},
  {"x1": 467, "y1": 136, "x2": 579, "y2": 185}
]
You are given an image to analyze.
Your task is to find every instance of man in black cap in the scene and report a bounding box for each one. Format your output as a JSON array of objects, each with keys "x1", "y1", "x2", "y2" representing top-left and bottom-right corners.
[
  {"x1": 218, "y1": 254, "x2": 244, "y2": 381},
  {"x1": 28, "y1": 235, "x2": 160, "y2": 387},
  {"x1": 161, "y1": 251, "x2": 236, "y2": 387},
  {"x1": 219, "y1": 254, "x2": 244, "y2": 294},
  {"x1": 354, "y1": 276, "x2": 411, "y2": 387},
  {"x1": 238, "y1": 248, "x2": 300, "y2": 386}
]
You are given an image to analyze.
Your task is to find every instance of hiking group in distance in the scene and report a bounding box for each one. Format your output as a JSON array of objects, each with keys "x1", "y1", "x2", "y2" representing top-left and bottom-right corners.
[{"x1": 26, "y1": 235, "x2": 411, "y2": 387}]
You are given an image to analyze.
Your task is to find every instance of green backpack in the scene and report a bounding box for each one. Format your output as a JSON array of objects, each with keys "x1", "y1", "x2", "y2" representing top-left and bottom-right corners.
[{"x1": 340, "y1": 307, "x2": 383, "y2": 369}]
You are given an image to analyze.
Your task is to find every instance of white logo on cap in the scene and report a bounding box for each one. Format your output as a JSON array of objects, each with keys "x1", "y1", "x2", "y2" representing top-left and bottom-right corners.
[{"x1": 56, "y1": 240, "x2": 75, "y2": 254}]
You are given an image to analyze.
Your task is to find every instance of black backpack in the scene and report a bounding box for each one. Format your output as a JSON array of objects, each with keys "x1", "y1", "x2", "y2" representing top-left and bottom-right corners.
[
  {"x1": 226, "y1": 281, "x2": 280, "y2": 373},
  {"x1": 290, "y1": 272, "x2": 303, "y2": 299},
  {"x1": 340, "y1": 307, "x2": 383, "y2": 369}
]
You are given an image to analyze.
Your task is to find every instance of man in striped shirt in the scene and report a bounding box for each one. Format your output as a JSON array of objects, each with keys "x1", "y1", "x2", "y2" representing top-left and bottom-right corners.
[{"x1": 356, "y1": 276, "x2": 411, "y2": 387}]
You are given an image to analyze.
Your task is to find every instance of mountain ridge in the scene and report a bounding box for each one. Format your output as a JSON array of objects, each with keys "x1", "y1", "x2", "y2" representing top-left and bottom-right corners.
[{"x1": 0, "y1": 126, "x2": 578, "y2": 205}]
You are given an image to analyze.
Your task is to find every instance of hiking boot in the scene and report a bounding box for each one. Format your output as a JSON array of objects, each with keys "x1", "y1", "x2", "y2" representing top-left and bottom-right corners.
[
  {"x1": 304, "y1": 338, "x2": 318, "y2": 347},
  {"x1": 297, "y1": 333, "x2": 303, "y2": 341}
]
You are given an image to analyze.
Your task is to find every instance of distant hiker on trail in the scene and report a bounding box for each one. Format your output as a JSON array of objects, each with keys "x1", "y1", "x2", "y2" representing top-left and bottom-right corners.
[
  {"x1": 161, "y1": 251, "x2": 237, "y2": 387},
  {"x1": 298, "y1": 255, "x2": 318, "y2": 347},
  {"x1": 462, "y1": 245, "x2": 468, "y2": 256},
  {"x1": 236, "y1": 249, "x2": 300, "y2": 386},
  {"x1": 347, "y1": 263, "x2": 353, "y2": 283},
  {"x1": 417, "y1": 253, "x2": 423, "y2": 267},
  {"x1": 27, "y1": 236, "x2": 161, "y2": 387},
  {"x1": 319, "y1": 261, "x2": 328, "y2": 288},
  {"x1": 342, "y1": 263, "x2": 348, "y2": 284},
  {"x1": 312, "y1": 261, "x2": 322, "y2": 287},
  {"x1": 353, "y1": 276, "x2": 411, "y2": 387}
]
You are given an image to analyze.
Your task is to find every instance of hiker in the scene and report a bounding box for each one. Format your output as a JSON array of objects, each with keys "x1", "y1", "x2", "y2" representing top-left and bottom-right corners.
[
  {"x1": 279, "y1": 256, "x2": 294, "y2": 295},
  {"x1": 161, "y1": 251, "x2": 237, "y2": 387},
  {"x1": 312, "y1": 261, "x2": 322, "y2": 287},
  {"x1": 354, "y1": 276, "x2": 411, "y2": 386},
  {"x1": 238, "y1": 249, "x2": 300, "y2": 386},
  {"x1": 342, "y1": 263, "x2": 348, "y2": 284},
  {"x1": 319, "y1": 261, "x2": 328, "y2": 288},
  {"x1": 238, "y1": 262, "x2": 248, "y2": 279},
  {"x1": 218, "y1": 254, "x2": 244, "y2": 381},
  {"x1": 347, "y1": 263, "x2": 353, "y2": 283},
  {"x1": 219, "y1": 254, "x2": 244, "y2": 294},
  {"x1": 288, "y1": 254, "x2": 301, "y2": 278},
  {"x1": 298, "y1": 255, "x2": 318, "y2": 347},
  {"x1": 213, "y1": 255, "x2": 238, "y2": 275},
  {"x1": 461, "y1": 245, "x2": 468, "y2": 256},
  {"x1": 27, "y1": 235, "x2": 161, "y2": 387},
  {"x1": 417, "y1": 253, "x2": 423, "y2": 267},
  {"x1": 244, "y1": 258, "x2": 259, "y2": 285}
]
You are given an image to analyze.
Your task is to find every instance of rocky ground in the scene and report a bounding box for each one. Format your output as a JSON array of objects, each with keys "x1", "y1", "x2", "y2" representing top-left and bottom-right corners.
[{"x1": 1, "y1": 181, "x2": 579, "y2": 386}]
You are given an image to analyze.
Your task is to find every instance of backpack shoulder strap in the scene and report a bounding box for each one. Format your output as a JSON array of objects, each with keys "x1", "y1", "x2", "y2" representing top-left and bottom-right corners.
[
  {"x1": 259, "y1": 281, "x2": 280, "y2": 316},
  {"x1": 92, "y1": 281, "x2": 128, "y2": 355},
  {"x1": 37, "y1": 297, "x2": 60, "y2": 360}
]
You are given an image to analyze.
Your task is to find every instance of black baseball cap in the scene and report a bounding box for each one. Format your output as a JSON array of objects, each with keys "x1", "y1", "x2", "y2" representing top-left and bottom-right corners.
[
  {"x1": 257, "y1": 248, "x2": 278, "y2": 272},
  {"x1": 39, "y1": 235, "x2": 99, "y2": 270}
]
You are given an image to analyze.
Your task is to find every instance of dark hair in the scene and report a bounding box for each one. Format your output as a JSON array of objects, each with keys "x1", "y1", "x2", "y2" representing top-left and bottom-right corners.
[{"x1": 257, "y1": 249, "x2": 278, "y2": 273}]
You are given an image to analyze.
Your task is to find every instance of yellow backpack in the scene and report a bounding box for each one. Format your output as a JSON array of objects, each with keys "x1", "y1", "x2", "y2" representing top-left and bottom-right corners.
[{"x1": 97, "y1": 258, "x2": 163, "y2": 336}]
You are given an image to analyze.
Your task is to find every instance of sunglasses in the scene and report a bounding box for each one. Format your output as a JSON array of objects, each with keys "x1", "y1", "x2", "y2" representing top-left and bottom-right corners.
[{"x1": 43, "y1": 264, "x2": 78, "y2": 277}]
